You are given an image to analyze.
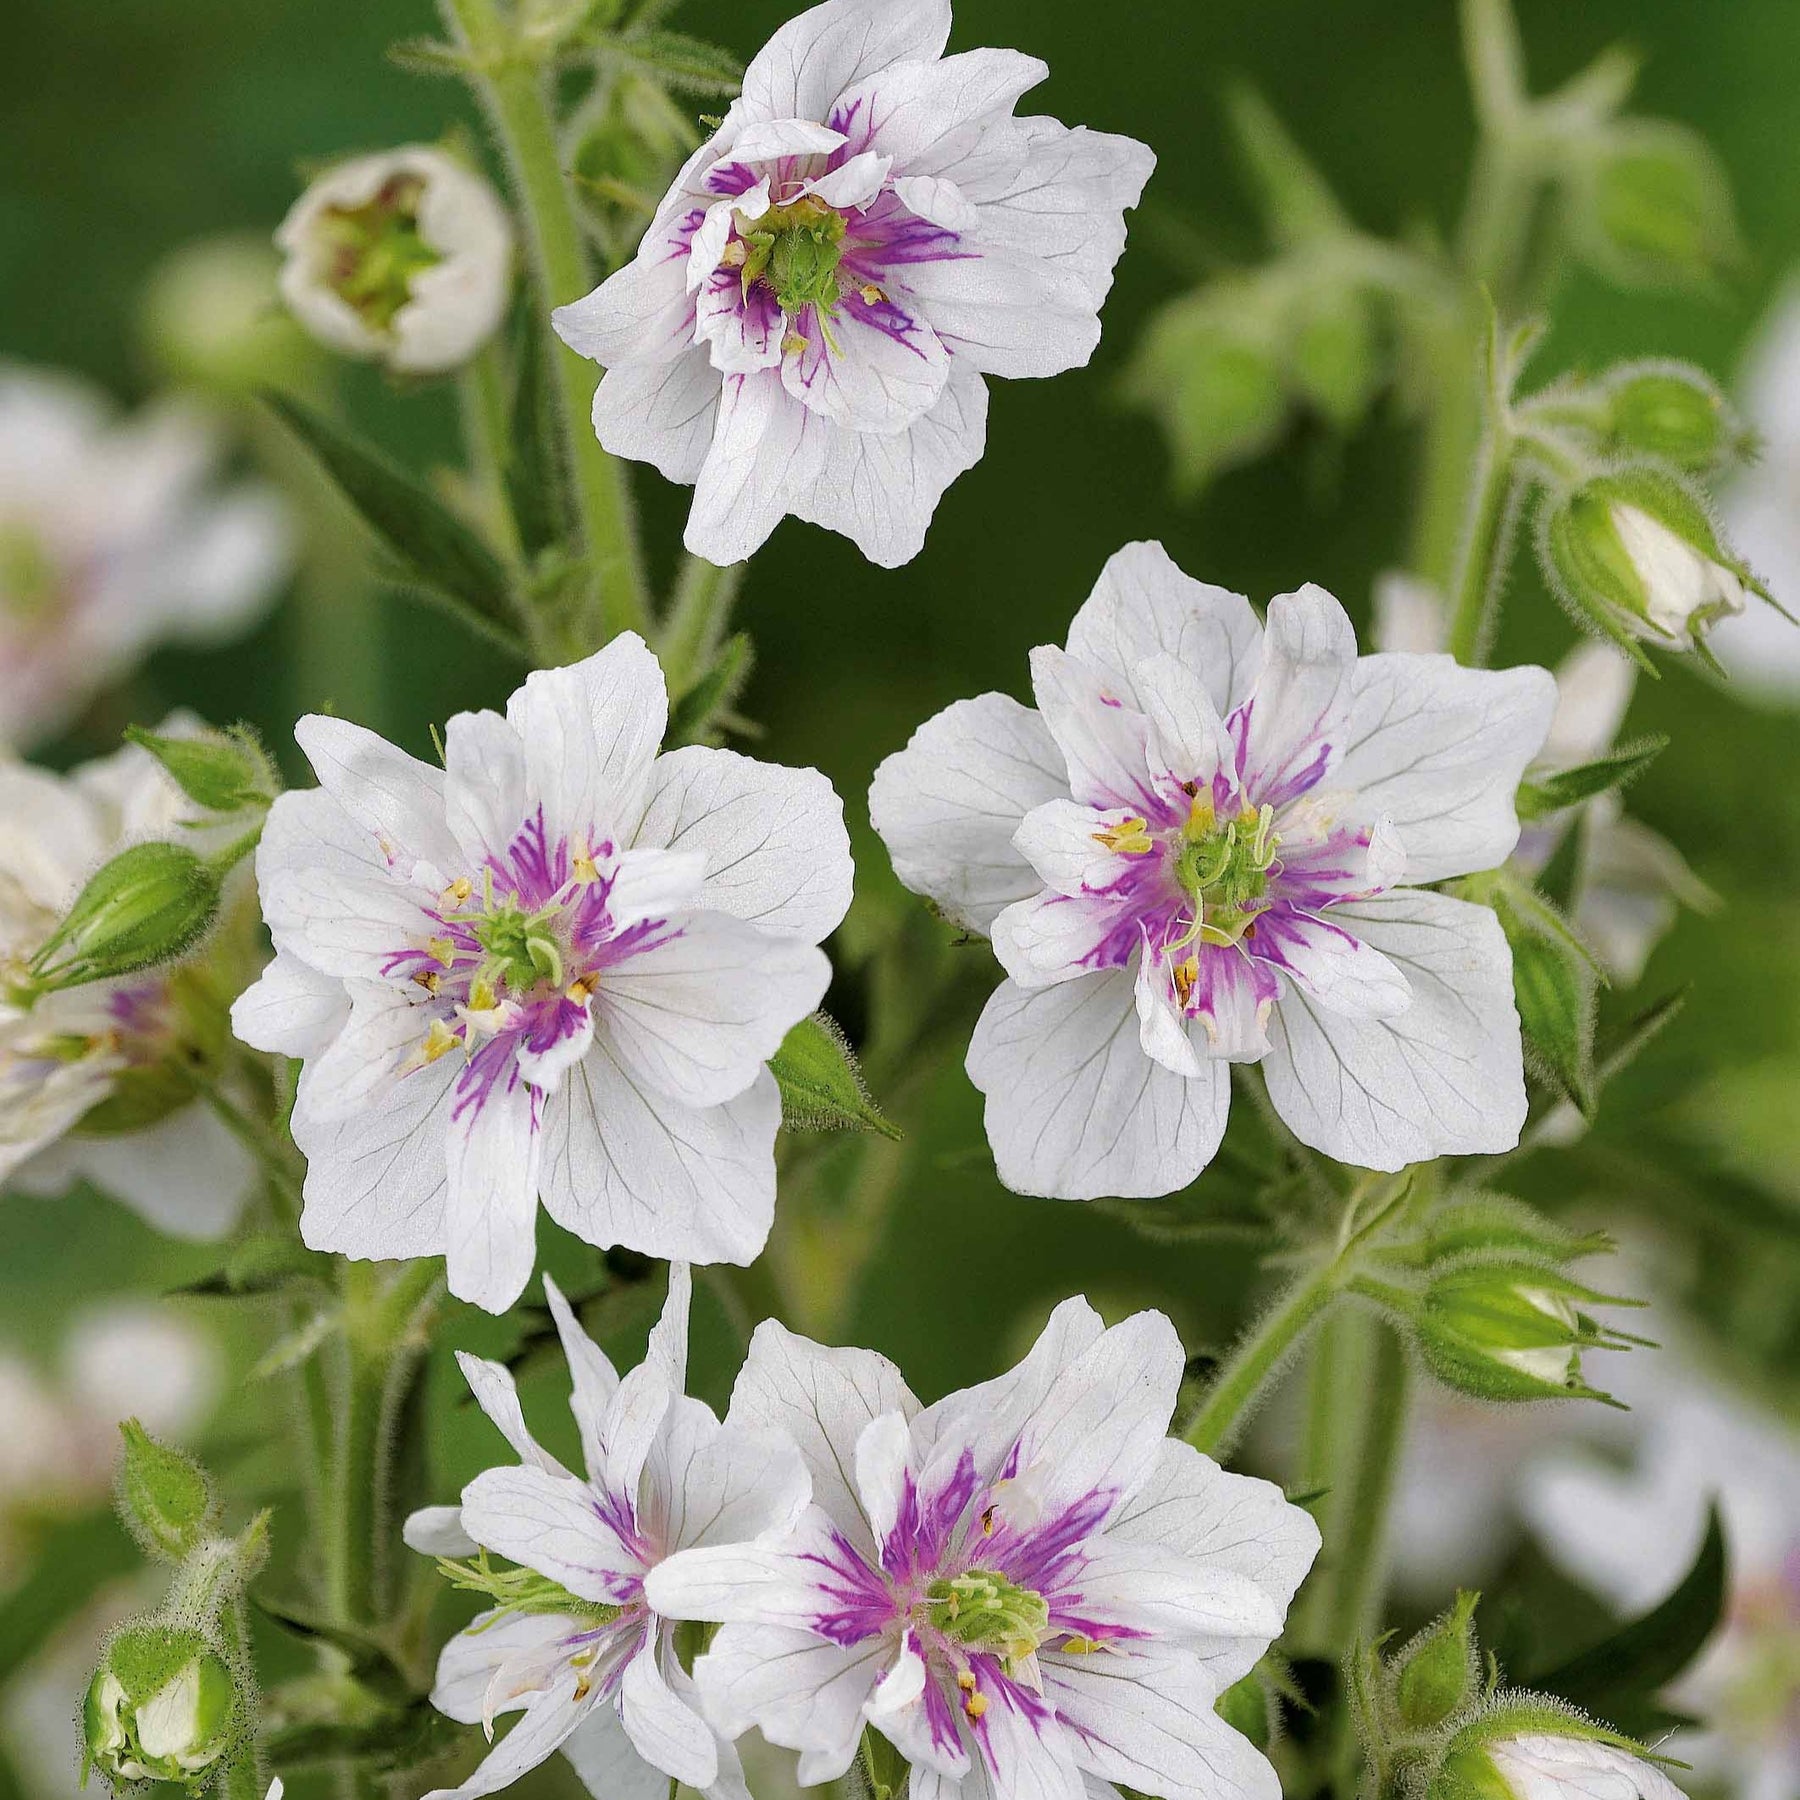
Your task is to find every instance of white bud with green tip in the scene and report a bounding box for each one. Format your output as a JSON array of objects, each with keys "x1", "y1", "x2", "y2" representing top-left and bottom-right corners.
[
  {"x1": 1429, "y1": 1700, "x2": 1690, "y2": 1800},
  {"x1": 84, "y1": 1623, "x2": 240, "y2": 1787}
]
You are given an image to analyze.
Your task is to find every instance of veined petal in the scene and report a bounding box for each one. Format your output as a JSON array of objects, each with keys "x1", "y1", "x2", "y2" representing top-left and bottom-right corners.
[
  {"x1": 552, "y1": 211, "x2": 700, "y2": 370},
  {"x1": 1183, "y1": 946, "x2": 1278, "y2": 1063},
  {"x1": 1270, "y1": 815, "x2": 1406, "y2": 909},
  {"x1": 454, "y1": 1350, "x2": 573, "y2": 1478},
  {"x1": 991, "y1": 888, "x2": 1142, "y2": 989},
  {"x1": 645, "y1": 1258, "x2": 692, "y2": 1397},
  {"x1": 803, "y1": 149, "x2": 892, "y2": 209},
  {"x1": 869, "y1": 691, "x2": 1068, "y2": 936},
  {"x1": 230, "y1": 952, "x2": 348, "y2": 1058},
  {"x1": 1013, "y1": 798, "x2": 1164, "y2": 900},
  {"x1": 1236, "y1": 585, "x2": 1357, "y2": 811},
  {"x1": 543, "y1": 1275, "x2": 621, "y2": 1483},
  {"x1": 830, "y1": 49, "x2": 1046, "y2": 163},
  {"x1": 642, "y1": 1407, "x2": 810, "y2": 1555},
  {"x1": 295, "y1": 714, "x2": 459, "y2": 874},
  {"x1": 1253, "y1": 908, "x2": 1412, "y2": 1020},
  {"x1": 895, "y1": 244, "x2": 1100, "y2": 380},
  {"x1": 686, "y1": 371, "x2": 826, "y2": 566},
  {"x1": 697, "y1": 270, "x2": 785, "y2": 376},
  {"x1": 517, "y1": 997, "x2": 596, "y2": 1094},
  {"x1": 444, "y1": 1039, "x2": 543, "y2": 1314},
  {"x1": 592, "y1": 347, "x2": 721, "y2": 486},
  {"x1": 1053, "y1": 1537, "x2": 1282, "y2": 1644},
  {"x1": 431, "y1": 1610, "x2": 586, "y2": 1726},
  {"x1": 1065, "y1": 542, "x2": 1262, "y2": 721},
  {"x1": 404, "y1": 1505, "x2": 478, "y2": 1559},
  {"x1": 1262, "y1": 889, "x2": 1525, "y2": 1167},
  {"x1": 561, "y1": 1703, "x2": 675, "y2": 1800},
  {"x1": 891, "y1": 175, "x2": 980, "y2": 234},
  {"x1": 966, "y1": 972, "x2": 1229, "y2": 1199},
  {"x1": 738, "y1": 0, "x2": 951, "y2": 123},
  {"x1": 459, "y1": 1464, "x2": 644, "y2": 1604},
  {"x1": 853, "y1": 1411, "x2": 914, "y2": 1547},
  {"x1": 780, "y1": 290, "x2": 950, "y2": 433},
  {"x1": 1135, "y1": 653, "x2": 1236, "y2": 792},
  {"x1": 443, "y1": 708, "x2": 530, "y2": 867},
  {"x1": 300, "y1": 979, "x2": 440, "y2": 1121},
  {"x1": 420, "y1": 1681, "x2": 591, "y2": 1800},
  {"x1": 713, "y1": 118, "x2": 846, "y2": 170},
  {"x1": 1029, "y1": 645, "x2": 1166, "y2": 816},
  {"x1": 602, "y1": 1361, "x2": 675, "y2": 1509},
  {"x1": 620, "y1": 1639, "x2": 718, "y2": 1791}
]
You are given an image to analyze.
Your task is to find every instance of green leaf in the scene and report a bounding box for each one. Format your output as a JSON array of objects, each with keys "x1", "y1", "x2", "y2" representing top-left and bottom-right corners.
[
  {"x1": 504, "y1": 301, "x2": 567, "y2": 559},
  {"x1": 770, "y1": 1014, "x2": 899, "y2": 1139},
  {"x1": 1530, "y1": 1505, "x2": 1727, "y2": 1738},
  {"x1": 253, "y1": 1595, "x2": 410, "y2": 1694},
  {"x1": 265, "y1": 392, "x2": 522, "y2": 649},
  {"x1": 1517, "y1": 735, "x2": 1668, "y2": 818},
  {"x1": 616, "y1": 28, "x2": 744, "y2": 97},
  {"x1": 668, "y1": 630, "x2": 753, "y2": 746},
  {"x1": 124, "y1": 725, "x2": 275, "y2": 814},
  {"x1": 1510, "y1": 925, "x2": 1596, "y2": 1116}
]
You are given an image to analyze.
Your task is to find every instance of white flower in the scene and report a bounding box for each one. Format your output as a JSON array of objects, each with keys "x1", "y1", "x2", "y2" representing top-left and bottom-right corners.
[
  {"x1": 1456, "y1": 1733, "x2": 1688, "y2": 1800},
  {"x1": 552, "y1": 0, "x2": 1154, "y2": 568},
  {"x1": 406, "y1": 1266, "x2": 809, "y2": 1800},
  {"x1": 276, "y1": 145, "x2": 514, "y2": 375},
  {"x1": 645, "y1": 1296, "x2": 1318, "y2": 1800},
  {"x1": 0, "y1": 367, "x2": 290, "y2": 750},
  {"x1": 869, "y1": 542, "x2": 1555, "y2": 1198},
  {"x1": 0, "y1": 737, "x2": 258, "y2": 1239},
  {"x1": 1608, "y1": 502, "x2": 1748, "y2": 640},
  {"x1": 1715, "y1": 275, "x2": 1800, "y2": 701},
  {"x1": 231, "y1": 632, "x2": 852, "y2": 1312}
]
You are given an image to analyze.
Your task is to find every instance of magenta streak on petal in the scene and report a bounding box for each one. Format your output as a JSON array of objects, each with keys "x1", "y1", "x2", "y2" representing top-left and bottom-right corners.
[
  {"x1": 706, "y1": 164, "x2": 758, "y2": 197},
  {"x1": 883, "y1": 1453, "x2": 982, "y2": 1583},
  {"x1": 1270, "y1": 826, "x2": 1387, "y2": 911},
  {"x1": 449, "y1": 1032, "x2": 524, "y2": 1128},
  {"x1": 589, "y1": 1490, "x2": 654, "y2": 1575},
  {"x1": 521, "y1": 994, "x2": 589, "y2": 1059},
  {"x1": 842, "y1": 289, "x2": 934, "y2": 358},
  {"x1": 965, "y1": 1658, "x2": 1057, "y2": 1753},
  {"x1": 986, "y1": 1489, "x2": 1119, "y2": 1596},
  {"x1": 1229, "y1": 697, "x2": 1338, "y2": 812},
  {"x1": 804, "y1": 1531, "x2": 900, "y2": 1647},
  {"x1": 921, "y1": 1666, "x2": 964, "y2": 1761},
  {"x1": 825, "y1": 95, "x2": 866, "y2": 148},
  {"x1": 844, "y1": 195, "x2": 977, "y2": 272},
  {"x1": 488, "y1": 805, "x2": 566, "y2": 909}
]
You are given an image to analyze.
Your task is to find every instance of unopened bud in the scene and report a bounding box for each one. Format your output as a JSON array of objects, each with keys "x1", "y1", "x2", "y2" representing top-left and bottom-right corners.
[
  {"x1": 1602, "y1": 364, "x2": 1740, "y2": 471},
  {"x1": 1430, "y1": 1742, "x2": 1517, "y2": 1800},
  {"x1": 125, "y1": 724, "x2": 275, "y2": 816},
  {"x1": 1393, "y1": 1591, "x2": 1481, "y2": 1732},
  {"x1": 1575, "y1": 122, "x2": 1738, "y2": 291},
  {"x1": 84, "y1": 1624, "x2": 239, "y2": 1786},
  {"x1": 30, "y1": 842, "x2": 221, "y2": 992},
  {"x1": 118, "y1": 1419, "x2": 217, "y2": 1562},
  {"x1": 1430, "y1": 1715, "x2": 1688, "y2": 1800},
  {"x1": 1541, "y1": 470, "x2": 1752, "y2": 652}
]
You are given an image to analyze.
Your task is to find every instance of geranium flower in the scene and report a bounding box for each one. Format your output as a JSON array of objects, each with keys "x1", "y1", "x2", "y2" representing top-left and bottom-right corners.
[
  {"x1": 870, "y1": 542, "x2": 1556, "y2": 1197},
  {"x1": 232, "y1": 633, "x2": 852, "y2": 1311},
  {"x1": 276, "y1": 146, "x2": 514, "y2": 376},
  {"x1": 0, "y1": 735, "x2": 258, "y2": 1239},
  {"x1": 405, "y1": 1267, "x2": 808, "y2": 1800},
  {"x1": 0, "y1": 367, "x2": 290, "y2": 750},
  {"x1": 645, "y1": 1296, "x2": 1318, "y2": 1799},
  {"x1": 553, "y1": 0, "x2": 1154, "y2": 568}
]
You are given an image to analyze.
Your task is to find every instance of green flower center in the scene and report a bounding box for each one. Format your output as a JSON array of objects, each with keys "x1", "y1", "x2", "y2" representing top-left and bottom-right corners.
[
  {"x1": 437, "y1": 1550, "x2": 623, "y2": 1626},
  {"x1": 1172, "y1": 797, "x2": 1278, "y2": 947},
  {"x1": 319, "y1": 174, "x2": 442, "y2": 333},
  {"x1": 736, "y1": 196, "x2": 848, "y2": 318},
  {"x1": 921, "y1": 1569, "x2": 1051, "y2": 1668}
]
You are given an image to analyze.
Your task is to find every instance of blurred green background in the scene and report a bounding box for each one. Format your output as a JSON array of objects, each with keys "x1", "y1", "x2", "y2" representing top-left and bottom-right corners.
[{"x1": 4, "y1": 0, "x2": 1800, "y2": 1794}]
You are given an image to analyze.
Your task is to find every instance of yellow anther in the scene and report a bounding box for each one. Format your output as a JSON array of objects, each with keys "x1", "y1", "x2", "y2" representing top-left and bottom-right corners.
[
  {"x1": 1172, "y1": 954, "x2": 1200, "y2": 1007},
  {"x1": 1061, "y1": 1635, "x2": 1104, "y2": 1655},
  {"x1": 964, "y1": 1692, "x2": 988, "y2": 1720},
  {"x1": 427, "y1": 936, "x2": 456, "y2": 968},
  {"x1": 782, "y1": 331, "x2": 810, "y2": 355},
  {"x1": 1185, "y1": 794, "x2": 1217, "y2": 835},
  {"x1": 419, "y1": 1019, "x2": 458, "y2": 1065},
  {"x1": 440, "y1": 876, "x2": 473, "y2": 909},
  {"x1": 572, "y1": 846, "x2": 600, "y2": 885},
  {"x1": 859, "y1": 283, "x2": 885, "y2": 305},
  {"x1": 957, "y1": 1671, "x2": 977, "y2": 1692},
  {"x1": 469, "y1": 978, "x2": 497, "y2": 1013},
  {"x1": 1093, "y1": 816, "x2": 1154, "y2": 856},
  {"x1": 720, "y1": 240, "x2": 747, "y2": 268},
  {"x1": 566, "y1": 974, "x2": 597, "y2": 1004},
  {"x1": 412, "y1": 969, "x2": 441, "y2": 995}
]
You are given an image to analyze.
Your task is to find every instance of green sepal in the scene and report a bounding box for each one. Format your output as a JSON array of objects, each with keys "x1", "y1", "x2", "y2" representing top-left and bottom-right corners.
[
  {"x1": 29, "y1": 842, "x2": 223, "y2": 994},
  {"x1": 1392, "y1": 1590, "x2": 1482, "y2": 1731},
  {"x1": 770, "y1": 1014, "x2": 899, "y2": 1139},
  {"x1": 668, "y1": 630, "x2": 753, "y2": 747},
  {"x1": 124, "y1": 724, "x2": 277, "y2": 816},
  {"x1": 857, "y1": 1724, "x2": 910, "y2": 1800},
  {"x1": 1516, "y1": 735, "x2": 1667, "y2": 819},
  {"x1": 116, "y1": 1421, "x2": 218, "y2": 1563}
]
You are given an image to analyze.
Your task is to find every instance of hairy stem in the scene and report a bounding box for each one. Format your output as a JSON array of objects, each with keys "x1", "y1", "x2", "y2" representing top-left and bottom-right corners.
[
  {"x1": 443, "y1": 0, "x2": 648, "y2": 645},
  {"x1": 459, "y1": 340, "x2": 520, "y2": 562},
  {"x1": 659, "y1": 555, "x2": 744, "y2": 696},
  {"x1": 215, "y1": 1595, "x2": 264, "y2": 1800},
  {"x1": 1445, "y1": 412, "x2": 1519, "y2": 666}
]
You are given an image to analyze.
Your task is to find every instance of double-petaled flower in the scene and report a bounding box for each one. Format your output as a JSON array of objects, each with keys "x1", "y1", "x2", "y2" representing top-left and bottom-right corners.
[
  {"x1": 231, "y1": 633, "x2": 853, "y2": 1311},
  {"x1": 871, "y1": 542, "x2": 1557, "y2": 1197},
  {"x1": 553, "y1": 0, "x2": 1154, "y2": 568},
  {"x1": 408, "y1": 1266, "x2": 809, "y2": 1800},
  {"x1": 645, "y1": 1296, "x2": 1319, "y2": 1800}
]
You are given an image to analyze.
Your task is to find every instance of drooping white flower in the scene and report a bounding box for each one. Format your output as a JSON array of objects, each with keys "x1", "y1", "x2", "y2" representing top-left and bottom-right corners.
[
  {"x1": 552, "y1": 0, "x2": 1155, "y2": 568},
  {"x1": 646, "y1": 1296, "x2": 1319, "y2": 1800},
  {"x1": 0, "y1": 368, "x2": 290, "y2": 750},
  {"x1": 231, "y1": 633, "x2": 852, "y2": 1312},
  {"x1": 1443, "y1": 1732, "x2": 1689, "y2": 1800},
  {"x1": 276, "y1": 146, "x2": 514, "y2": 376},
  {"x1": 406, "y1": 1267, "x2": 809, "y2": 1800},
  {"x1": 0, "y1": 737, "x2": 258, "y2": 1239},
  {"x1": 869, "y1": 542, "x2": 1555, "y2": 1198}
]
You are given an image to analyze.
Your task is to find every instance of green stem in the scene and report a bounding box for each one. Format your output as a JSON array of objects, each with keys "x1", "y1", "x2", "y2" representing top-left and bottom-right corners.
[
  {"x1": 203, "y1": 1084, "x2": 302, "y2": 1218},
  {"x1": 1445, "y1": 413, "x2": 1518, "y2": 667},
  {"x1": 659, "y1": 555, "x2": 743, "y2": 695},
  {"x1": 445, "y1": 0, "x2": 649, "y2": 645},
  {"x1": 460, "y1": 340, "x2": 520, "y2": 562},
  {"x1": 1183, "y1": 1261, "x2": 1340, "y2": 1455},
  {"x1": 215, "y1": 1595, "x2": 264, "y2": 1800}
]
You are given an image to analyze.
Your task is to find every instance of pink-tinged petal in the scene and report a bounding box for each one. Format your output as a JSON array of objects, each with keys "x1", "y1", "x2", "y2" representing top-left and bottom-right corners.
[
  {"x1": 868, "y1": 1634, "x2": 969, "y2": 1778},
  {"x1": 1262, "y1": 889, "x2": 1525, "y2": 1168},
  {"x1": 430, "y1": 1610, "x2": 587, "y2": 1726},
  {"x1": 1066, "y1": 543, "x2": 1262, "y2": 720},
  {"x1": 1013, "y1": 797, "x2": 1164, "y2": 900},
  {"x1": 592, "y1": 347, "x2": 721, "y2": 486},
  {"x1": 956, "y1": 1666, "x2": 1085, "y2": 1800},
  {"x1": 991, "y1": 887, "x2": 1144, "y2": 989},
  {"x1": 646, "y1": 1506, "x2": 881, "y2": 1633},
  {"x1": 516, "y1": 996, "x2": 595, "y2": 1093},
  {"x1": 853, "y1": 1411, "x2": 914, "y2": 1546},
  {"x1": 1029, "y1": 645, "x2": 1169, "y2": 817},
  {"x1": 443, "y1": 708, "x2": 529, "y2": 867},
  {"x1": 1179, "y1": 944, "x2": 1278, "y2": 1063},
  {"x1": 1271, "y1": 815, "x2": 1406, "y2": 908},
  {"x1": 891, "y1": 174, "x2": 980, "y2": 235},
  {"x1": 688, "y1": 187, "x2": 767, "y2": 291},
  {"x1": 739, "y1": 0, "x2": 950, "y2": 124},
  {"x1": 444, "y1": 1038, "x2": 543, "y2": 1314},
  {"x1": 1252, "y1": 907, "x2": 1411, "y2": 1021},
  {"x1": 453, "y1": 1350, "x2": 572, "y2": 1477},
  {"x1": 869, "y1": 690, "x2": 1067, "y2": 937},
  {"x1": 538, "y1": 1052, "x2": 778, "y2": 1266},
  {"x1": 780, "y1": 289, "x2": 950, "y2": 433},
  {"x1": 966, "y1": 971, "x2": 1229, "y2": 1200},
  {"x1": 554, "y1": 209, "x2": 705, "y2": 369},
  {"x1": 1235, "y1": 585, "x2": 1358, "y2": 810},
  {"x1": 697, "y1": 270, "x2": 785, "y2": 375},
  {"x1": 459, "y1": 1464, "x2": 644, "y2": 1604},
  {"x1": 619, "y1": 1638, "x2": 718, "y2": 1791},
  {"x1": 631, "y1": 744, "x2": 854, "y2": 942}
]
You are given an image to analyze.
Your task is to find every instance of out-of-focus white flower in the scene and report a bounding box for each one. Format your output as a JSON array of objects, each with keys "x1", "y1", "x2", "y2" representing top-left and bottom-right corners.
[
  {"x1": 0, "y1": 368, "x2": 290, "y2": 750},
  {"x1": 1715, "y1": 276, "x2": 1800, "y2": 701},
  {"x1": 408, "y1": 1266, "x2": 809, "y2": 1800},
  {"x1": 871, "y1": 543, "x2": 1552, "y2": 1198},
  {"x1": 1523, "y1": 1321, "x2": 1800, "y2": 1800},
  {"x1": 553, "y1": 0, "x2": 1154, "y2": 567},
  {"x1": 648, "y1": 1296, "x2": 1318, "y2": 1800},
  {"x1": 0, "y1": 736, "x2": 257, "y2": 1239},
  {"x1": 277, "y1": 146, "x2": 514, "y2": 376},
  {"x1": 232, "y1": 633, "x2": 852, "y2": 1313}
]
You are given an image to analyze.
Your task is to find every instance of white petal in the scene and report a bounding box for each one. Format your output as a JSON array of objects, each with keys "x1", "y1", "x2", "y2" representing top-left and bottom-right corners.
[
  {"x1": 299, "y1": 979, "x2": 438, "y2": 1120},
  {"x1": 1066, "y1": 542, "x2": 1262, "y2": 720},
  {"x1": 1237, "y1": 585, "x2": 1357, "y2": 808},
  {"x1": 294, "y1": 1054, "x2": 456, "y2": 1261},
  {"x1": 1255, "y1": 910, "x2": 1412, "y2": 1020},
  {"x1": 505, "y1": 635, "x2": 668, "y2": 849},
  {"x1": 454, "y1": 1350, "x2": 572, "y2": 1477},
  {"x1": 619, "y1": 1639, "x2": 718, "y2": 1790},
  {"x1": 642, "y1": 1408, "x2": 810, "y2": 1555},
  {"x1": 543, "y1": 1274, "x2": 622, "y2": 1481},
  {"x1": 560, "y1": 1701, "x2": 675, "y2": 1800},
  {"x1": 1135, "y1": 653, "x2": 1234, "y2": 789},
  {"x1": 459, "y1": 1465, "x2": 643, "y2": 1603},
  {"x1": 1029, "y1": 645, "x2": 1164, "y2": 814},
  {"x1": 896, "y1": 246, "x2": 1100, "y2": 379},
  {"x1": 516, "y1": 997, "x2": 596, "y2": 1094},
  {"x1": 421, "y1": 1685, "x2": 589, "y2": 1800},
  {"x1": 691, "y1": 1621, "x2": 886, "y2": 1783},
  {"x1": 853, "y1": 1411, "x2": 914, "y2": 1546},
  {"x1": 685, "y1": 372, "x2": 822, "y2": 565},
  {"x1": 1047, "y1": 1648, "x2": 1280, "y2": 1800},
  {"x1": 1262, "y1": 889, "x2": 1526, "y2": 1168},
  {"x1": 728, "y1": 1318, "x2": 916, "y2": 1550},
  {"x1": 1060, "y1": 1537, "x2": 1283, "y2": 1644},
  {"x1": 50, "y1": 1103, "x2": 254, "y2": 1241},
  {"x1": 739, "y1": 0, "x2": 951, "y2": 123},
  {"x1": 804, "y1": 150, "x2": 892, "y2": 210},
  {"x1": 1133, "y1": 948, "x2": 1204, "y2": 1079},
  {"x1": 294, "y1": 714, "x2": 458, "y2": 872},
  {"x1": 1489, "y1": 1735, "x2": 1689, "y2": 1800},
  {"x1": 780, "y1": 290, "x2": 950, "y2": 433},
  {"x1": 869, "y1": 691, "x2": 1067, "y2": 935},
  {"x1": 552, "y1": 219, "x2": 698, "y2": 370},
  {"x1": 1011, "y1": 798, "x2": 1152, "y2": 900},
  {"x1": 431, "y1": 1611, "x2": 585, "y2": 1725},
  {"x1": 1544, "y1": 641, "x2": 1637, "y2": 769},
  {"x1": 631, "y1": 745, "x2": 853, "y2": 941},
  {"x1": 602, "y1": 1361, "x2": 676, "y2": 1507},
  {"x1": 597, "y1": 912, "x2": 829, "y2": 1107},
  {"x1": 1370, "y1": 571, "x2": 1446, "y2": 656},
  {"x1": 230, "y1": 952, "x2": 350, "y2": 1058},
  {"x1": 891, "y1": 175, "x2": 979, "y2": 234},
  {"x1": 444, "y1": 708, "x2": 530, "y2": 866},
  {"x1": 966, "y1": 972, "x2": 1229, "y2": 1199},
  {"x1": 833, "y1": 49, "x2": 1046, "y2": 165},
  {"x1": 444, "y1": 1045, "x2": 544, "y2": 1314},
  {"x1": 593, "y1": 347, "x2": 722, "y2": 485},
  {"x1": 539, "y1": 1053, "x2": 778, "y2": 1265},
  {"x1": 1336, "y1": 654, "x2": 1557, "y2": 883},
  {"x1": 645, "y1": 1258, "x2": 692, "y2": 1397},
  {"x1": 991, "y1": 888, "x2": 1136, "y2": 990},
  {"x1": 404, "y1": 1505, "x2": 477, "y2": 1558}
]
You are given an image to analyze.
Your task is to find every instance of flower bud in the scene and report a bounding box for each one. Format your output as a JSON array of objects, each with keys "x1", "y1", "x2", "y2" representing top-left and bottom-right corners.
[
  {"x1": 117, "y1": 1419, "x2": 218, "y2": 1562},
  {"x1": 276, "y1": 145, "x2": 514, "y2": 377},
  {"x1": 84, "y1": 1624, "x2": 239, "y2": 1786},
  {"x1": 1602, "y1": 363, "x2": 1740, "y2": 471},
  {"x1": 1430, "y1": 1718, "x2": 1690, "y2": 1800},
  {"x1": 1541, "y1": 470, "x2": 1752, "y2": 652},
  {"x1": 1573, "y1": 122, "x2": 1738, "y2": 291},
  {"x1": 125, "y1": 723, "x2": 276, "y2": 816},
  {"x1": 1392, "y1": 1591, "x2": 1480, "y2": 1732},
  {"x1": 29, "y1": 842, "x2": 222, "y2": 993}
]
